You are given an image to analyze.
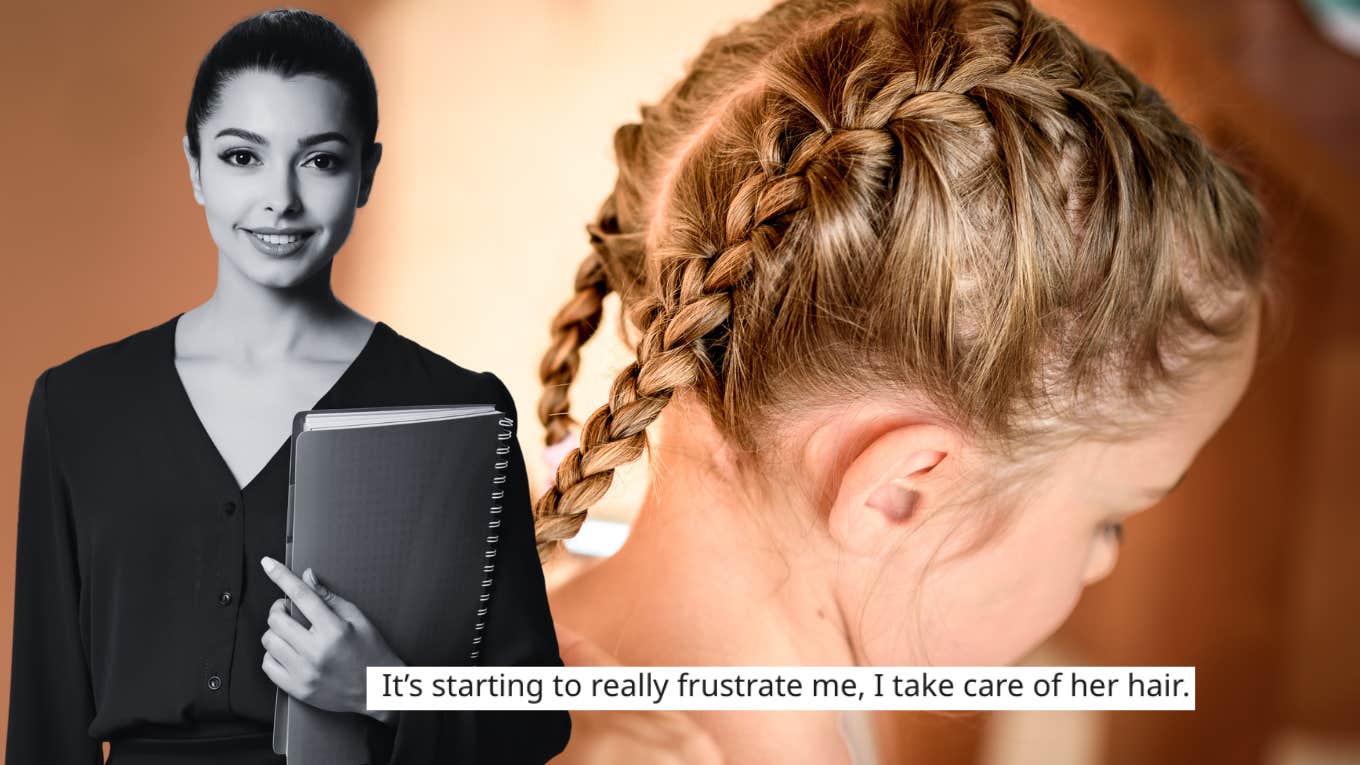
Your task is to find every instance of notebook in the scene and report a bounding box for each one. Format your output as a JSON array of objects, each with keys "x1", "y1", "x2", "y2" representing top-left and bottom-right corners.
[{"x1": 271, "y1": 404, "x2": 513, "y2": 764}]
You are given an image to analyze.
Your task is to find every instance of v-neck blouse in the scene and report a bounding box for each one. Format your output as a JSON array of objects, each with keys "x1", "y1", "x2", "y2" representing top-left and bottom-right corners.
[
  {"x1": 165, "y1": 313, "x2": 383, "y2": 495},
  {"x1": 7, "y1": 316, "x2": 570, "y2": 764}
]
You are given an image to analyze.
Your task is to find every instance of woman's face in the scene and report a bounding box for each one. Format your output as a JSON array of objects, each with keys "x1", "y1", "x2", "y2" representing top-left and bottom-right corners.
[
  {"x1": 184, "y1": 69, "x2": 377, "y2": 289},
  {"x1": 850, "y1": 305, "x2": 1261, "y2": 666}
]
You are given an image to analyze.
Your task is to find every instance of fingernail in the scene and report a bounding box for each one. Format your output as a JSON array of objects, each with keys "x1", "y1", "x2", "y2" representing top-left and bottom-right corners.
[
  {"x1": 866, "y1": 480, "x2": 920, "y2": 522},
  {"x1": 261, "y1": 556, "x2": 276, "y2": 572},
  {"x1": 303, "y1": 568, "x2": 315, "y2": 586}
]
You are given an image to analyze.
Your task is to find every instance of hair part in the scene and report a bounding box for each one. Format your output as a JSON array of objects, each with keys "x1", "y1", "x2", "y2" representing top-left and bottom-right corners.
[
  {"x1": 534, "y1": 0, "x2": 1271, "y2": 560},
  {"x1": 185, "y1": 8, "x2": 378, "y2": 159}
]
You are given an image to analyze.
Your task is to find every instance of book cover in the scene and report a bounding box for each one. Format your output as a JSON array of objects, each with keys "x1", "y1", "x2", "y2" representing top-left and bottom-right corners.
[{"x1": 272, "y1": 405, "x2": 510, "y2": 763}]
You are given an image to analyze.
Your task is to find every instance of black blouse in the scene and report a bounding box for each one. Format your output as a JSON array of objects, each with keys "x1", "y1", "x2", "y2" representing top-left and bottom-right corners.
[{"x1": 6, "y1": 315, "x2": 570, "y2": 764}]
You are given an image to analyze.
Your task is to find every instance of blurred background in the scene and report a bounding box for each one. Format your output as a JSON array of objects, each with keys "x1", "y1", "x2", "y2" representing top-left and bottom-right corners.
[{"x1": 2, "y1": 1, "x2": 1357, "y2": 762}]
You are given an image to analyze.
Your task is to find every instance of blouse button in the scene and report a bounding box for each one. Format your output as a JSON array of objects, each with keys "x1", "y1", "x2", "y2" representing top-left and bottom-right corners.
[
  {"x1": 207, "y1": 674, "x2": 223, "y2": 691},
  {"x1": 224, "y1": 501, "x2": 237, "y2": 516},
  {"x1": 218, "y1": 591, "x2": 233, "y2": 607}
]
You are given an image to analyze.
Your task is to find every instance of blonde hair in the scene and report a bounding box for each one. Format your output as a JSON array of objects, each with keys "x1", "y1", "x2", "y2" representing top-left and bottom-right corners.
[{"x1": 534, "y1": 0, "x2": 1269, "y2": 559}]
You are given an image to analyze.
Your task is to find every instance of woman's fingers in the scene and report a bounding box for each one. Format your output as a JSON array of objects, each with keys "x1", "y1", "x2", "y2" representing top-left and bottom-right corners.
[
  {"x1": 303, "y1": 569, "x2": 370, "y2": 630},
  {"x1": 262, "y1": 652, "x2": 299, "y2": 698},
  {"x1": 265, "y1": 599, "x2": 313, "y2": 660},
  {"x1": 267, "y1": 598, "x2": 315, "y2": 651},
  {"x1": 262, "y1": 626, "x2": 307, "y2": 676},
  {"x1": 302, "y1": 568, "x2": 333, "y2": 602},
  {"x1": 261, "y1": 556, "x2": 341, "y2": 635},
  {"x1": 258, "y1": 561, "x2": 402, "y2": 715}
]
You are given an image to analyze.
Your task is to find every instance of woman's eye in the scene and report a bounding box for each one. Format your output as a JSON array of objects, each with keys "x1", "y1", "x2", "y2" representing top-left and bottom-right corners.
[
  {"x1": 219, "y1": 149, "x2": 259, "y2": 167},
  {"x1": 304, "y1": 153, "x2": 342, "y2": 171}
]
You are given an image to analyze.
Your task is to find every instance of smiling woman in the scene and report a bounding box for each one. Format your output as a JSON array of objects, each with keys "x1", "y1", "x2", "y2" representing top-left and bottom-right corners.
[
  {"x1": 5, "y1": 9, "x2": 569, "y2": 765},
  {"x1": 184, "y1": 69, "x2": 378, "y2": 294}
]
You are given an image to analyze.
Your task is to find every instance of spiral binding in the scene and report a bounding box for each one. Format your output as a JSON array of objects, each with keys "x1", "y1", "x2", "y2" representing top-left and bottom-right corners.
[{"x1": 470, "y1": 416, "x2": 516, "y2": 662}]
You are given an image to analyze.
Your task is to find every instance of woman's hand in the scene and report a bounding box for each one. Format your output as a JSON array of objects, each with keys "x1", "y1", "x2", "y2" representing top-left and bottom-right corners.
[
  {"x1": 552, "y1": 621, "x2": 724, "y2": 765},
  {"x1": 259, "y1": 555, "x2": 404, "y2": 725}
]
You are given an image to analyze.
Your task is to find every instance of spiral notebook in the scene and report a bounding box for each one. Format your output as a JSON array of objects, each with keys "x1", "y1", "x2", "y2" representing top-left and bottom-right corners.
[{"x1": 271, "y1": 404, "x2": 513, "y2": 764}]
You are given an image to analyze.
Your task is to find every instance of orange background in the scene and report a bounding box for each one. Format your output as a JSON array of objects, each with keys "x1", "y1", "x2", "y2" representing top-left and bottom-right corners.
[{"x1": 3, "y1": 2, "x2": 1358, "y2": 763}]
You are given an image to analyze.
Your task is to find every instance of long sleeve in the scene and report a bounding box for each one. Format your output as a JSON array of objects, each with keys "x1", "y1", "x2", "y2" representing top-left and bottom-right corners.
[
  {"x1": 368, "y1": 375, "x2": 570, "y2": 764},
  {"x1": 6, "y1": 370, "x2": 102, "y2": 765}
]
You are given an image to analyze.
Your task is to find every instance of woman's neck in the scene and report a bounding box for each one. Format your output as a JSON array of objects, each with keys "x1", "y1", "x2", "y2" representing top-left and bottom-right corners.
[{"x1": 182, "y1": 253, "x2": 365, "y2": 358}]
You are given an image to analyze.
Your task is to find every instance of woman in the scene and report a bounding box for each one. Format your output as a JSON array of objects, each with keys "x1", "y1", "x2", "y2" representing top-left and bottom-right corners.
[
  {"x1": 535, "y1": 0, "x2": 1272, "y2": 761},
  {"x1": 6, "y1": 10, "x2": 568, "y2": 764}
]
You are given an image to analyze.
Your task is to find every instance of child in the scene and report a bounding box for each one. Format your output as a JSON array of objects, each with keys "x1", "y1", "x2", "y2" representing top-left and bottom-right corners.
[{"x1": 536, "y1": 0, "x2": 1271, "y2": 761}]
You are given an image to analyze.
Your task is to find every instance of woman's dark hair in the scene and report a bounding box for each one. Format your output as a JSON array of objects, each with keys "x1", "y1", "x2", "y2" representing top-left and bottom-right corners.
[{"x1": 185, "y1": 8, "x2": 378, "y2": 159}]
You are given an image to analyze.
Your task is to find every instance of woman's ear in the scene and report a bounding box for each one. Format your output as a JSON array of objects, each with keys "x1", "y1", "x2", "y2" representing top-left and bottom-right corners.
[
  {"x1": 825, "y1": 423, "x2": 961, "y2": 558},
  {"x1": 182, "y1": 136, "x2": 204, "y2": 206},
  {"x1": 357, "y1": 142, "x2": 382, "y2": 208}
]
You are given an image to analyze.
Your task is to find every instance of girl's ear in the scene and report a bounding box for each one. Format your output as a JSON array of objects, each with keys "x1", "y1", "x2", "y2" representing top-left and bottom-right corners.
[
  {"x1": 357, "y1": 142, "x2": 382, "y2": 208},
  {"x1": 824, "y1": 423, "x2": 961, "y2": 558},
  {"x1": 182, "y1": 136, "x2": 204, "y2": 206}
]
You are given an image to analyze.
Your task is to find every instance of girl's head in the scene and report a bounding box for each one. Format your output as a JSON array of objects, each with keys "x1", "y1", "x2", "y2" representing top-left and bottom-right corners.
[
  {"x1": 537, "y1": 0, "x2": 1272, "y2": 665},
  {"x1": 182, "y1": 9, "x2": 381, "y2": 289}
]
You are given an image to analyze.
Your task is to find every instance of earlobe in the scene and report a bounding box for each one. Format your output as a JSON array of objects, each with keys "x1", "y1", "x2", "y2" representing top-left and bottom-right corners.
[
  {"x1": 357, "y1": 142, "x2": 382, "y2": 208},
  {"x1": 181, "y1": 136, "x2": 204, "y2": 206},
  {"x1": 824, "y1": 423, "x2": 958, "y2": 558}
]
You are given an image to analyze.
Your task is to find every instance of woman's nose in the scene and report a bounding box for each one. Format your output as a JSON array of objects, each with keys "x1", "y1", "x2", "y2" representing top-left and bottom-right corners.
[{"x1": 262, "y1": 167, "x2": 302, "y2": 215}]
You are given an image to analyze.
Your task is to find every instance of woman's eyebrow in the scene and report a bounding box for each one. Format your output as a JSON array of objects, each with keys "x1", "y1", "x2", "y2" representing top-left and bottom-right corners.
[
  {"x1": 211, "y1": 128, "x2": 349, "y2": 147},
  {"x1": 215, "y1": 127, "x2": 267, "y2": 144},
  {"x1": 299, "y1": 131, "x2": 350, "y2": 147}
]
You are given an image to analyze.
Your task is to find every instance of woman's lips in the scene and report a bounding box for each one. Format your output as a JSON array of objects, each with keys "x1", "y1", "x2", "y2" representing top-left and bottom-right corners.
[{"x1": 242, "y1": 228, "x2": 314, "y2": 257}]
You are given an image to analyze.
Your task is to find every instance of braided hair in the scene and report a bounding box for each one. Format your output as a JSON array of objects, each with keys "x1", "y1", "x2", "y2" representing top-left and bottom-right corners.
[{"x1": 533, "y1": 0, "x2": 1269, "y2": 560}]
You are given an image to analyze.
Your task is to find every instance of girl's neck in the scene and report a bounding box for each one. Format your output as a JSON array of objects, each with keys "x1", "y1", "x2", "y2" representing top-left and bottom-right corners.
[
  {"x1": 549, "y1": 408, "x2": 864, "y2": 762},
  {"x1": 556, "y1": 414, "x2": 859, "y2": 662}
]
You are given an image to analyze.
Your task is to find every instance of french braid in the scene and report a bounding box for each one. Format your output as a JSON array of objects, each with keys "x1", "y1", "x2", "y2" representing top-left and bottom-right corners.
[
  {"x1": 537, "y1": 123, "x2": 651, "y2": 448},
  {"x1": 533, "y1": 0, "x2": 1267, "y2": 559},
  {"x1": 536, "y1": 205, "x2": 614, "y2": 448}
]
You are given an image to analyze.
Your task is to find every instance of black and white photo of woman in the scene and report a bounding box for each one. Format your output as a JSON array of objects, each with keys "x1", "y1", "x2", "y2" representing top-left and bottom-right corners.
[{"x1": 3, "y1": 9, "x2": 569, "y2": 764}]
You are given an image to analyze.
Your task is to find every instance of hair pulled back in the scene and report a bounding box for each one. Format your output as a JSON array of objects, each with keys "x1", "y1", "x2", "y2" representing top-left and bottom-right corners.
[
  {"x1": 186, "y1": 8, "x2": 378, "y2": 159},
  {"x1": 535, "y1": 0, "x2": 1268, "y2": 559}
]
